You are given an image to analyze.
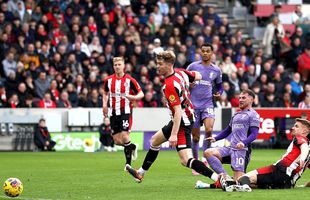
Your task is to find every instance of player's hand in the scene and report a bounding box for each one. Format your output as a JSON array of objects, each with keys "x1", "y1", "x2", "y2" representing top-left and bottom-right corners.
[
  {"x1": 206, "y1": 137, "x2": 216, "y2": 143},
  {"x1": 190, "y1": 82, "x2": 196, "y2": 88},
  {"x1": 236, "y1": 142, "x2": 245, "y2": 149},
  {"x1": 103, "y1": 106, "x2": 108, "y2": 117},
  {"x1": 169, "y1": 135, "x2": 177, "y2": 148},
  {"x1": 45, "y1": 141, "x2": 50, "y2": 146},
  {"x1": 213, "y1": 92, "x2": 221, "y2": 100},
  {"x1": 125, "y1": 94, "x2": 136, "y2": 101}
]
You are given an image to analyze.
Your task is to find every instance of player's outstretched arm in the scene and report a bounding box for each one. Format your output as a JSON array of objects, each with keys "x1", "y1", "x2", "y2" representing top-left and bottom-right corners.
[
  {"x1": 193, "y1": 71, "x2": 202, "y2": 81},
  {"x1": 126, "y1": 91, "x2": 144, "y2": 101},
  {"x1": 213, "y1": 126, "x2": 232, "y2": 141}
]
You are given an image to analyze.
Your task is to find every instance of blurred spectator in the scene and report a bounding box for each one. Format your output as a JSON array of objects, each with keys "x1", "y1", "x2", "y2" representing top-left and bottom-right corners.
[
  {"x1": 278, "y1": 92, "x2": 295, "y2": 108},
  {"x1": 141, "y1": 91, "x2": 157, "y2": 107},
  {"x1": 49, "y1": 79, "x2": 59, "y2": 102},
  {"x1": 17, "y1": 82, "x2": 27, "y2": 106},
  {"x1": 298, "y1": 46, "x2": 310, "y2": 82},
  {"x1": 38, "y1": 91, "x2": 56, "y2": 108},
  {"x1": 292, "y1": 5, "x2": 305, "y2": 24},
  {"x1": 22, "y1": 94, "x2": 36, "y2": 108},
  {"x1": 86, "y1": 88, "x2": 102, "y2": 107},
  {"x1": 34, "y1": 71, "x2": 50, "y2": 99},
  {"x1": 299, "y1": 83, "x2": 310, "y2": 102},
  {"x1": 66, "y1": 83, "x2": 78, "y2": 107},
  {"x1": 261, "y1": 93, "x2": 278, "y2": 107},
  {"x1": 88, "y1": 36, "x2": 103, "y2": 54},
  {"x1": 34, "y1": 118, "x2": 56, "y2": 151},
  {"x1": 13, "y1": 1, "x2": 31, "y2": 23},
  {"x1": 157, "y1": 0, "x2": 169, "y2": 16},
  {"x1": 56, "y1": 90, "x2": 72, "y2": 108},
  {"x1": 298, "y1": 95, "x2": 310, "y2": 109},
  {"x1": 215, "y1": 93, "x2": 231, "y2": 108},
  {"x1": 2, "y1": 51, "x2": 17, "y2": 78},
  {"x1": 262, "y1": 16, "x2": 284, "y2": 58},
  {"x1": 77, "y1": 87, "x2": 88, "y2": 107},
  {"x1": 6, "y1": 93, "x2": 20, "y2": 108},
  {"x1": 0, "y1": 83, "x2": 7, "y2": 107},
  {"x1": 290, "y1": 72, "x2": 303, "y2": 98}
]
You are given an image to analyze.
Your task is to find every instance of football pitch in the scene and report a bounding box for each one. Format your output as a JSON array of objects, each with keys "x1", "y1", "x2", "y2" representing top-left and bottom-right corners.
[{"x1": 0, "y1": 150, "x2": 309, "y2": 200}]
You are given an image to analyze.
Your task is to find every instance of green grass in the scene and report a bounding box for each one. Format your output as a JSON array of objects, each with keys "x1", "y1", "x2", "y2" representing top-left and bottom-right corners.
[{"x1": 0, "y1": 150, "x2": 309, "y2": 200}]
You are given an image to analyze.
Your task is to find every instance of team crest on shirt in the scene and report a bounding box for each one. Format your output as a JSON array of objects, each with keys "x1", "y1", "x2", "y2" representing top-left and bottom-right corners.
[
  {"x1": 169, "y1": 95, "x2": 176, "y2": 103},
  {"x1": 209, "y1": 72, "x2": 214, "y2": 79}
]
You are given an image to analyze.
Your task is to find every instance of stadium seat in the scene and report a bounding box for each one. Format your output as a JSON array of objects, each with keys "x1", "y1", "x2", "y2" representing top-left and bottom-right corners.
[
  {"x1": 257, "y1": 0, "x2": 272, "y2": 4},
  {"x1": 287, "y1": 0, "x2": 302, "y2": 4},
  {"x1": 253, "y1": 27, "x2": 266, "y2": 40},
  {"x1": 254, "y1": 5, "x2": 275, "y2": 17},
  {"x1": 282, "y1": 24, "x2": 296, "y2": 34},
  {"x1": 280, "y1": 5, "x2": 296, "y2": 13},
  {"x1": 232, "y1": 7, "x2": 248, "y2": 20}
]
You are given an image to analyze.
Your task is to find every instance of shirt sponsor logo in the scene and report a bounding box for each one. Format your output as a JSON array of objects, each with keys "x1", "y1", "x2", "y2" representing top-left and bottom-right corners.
[
  {"x1": 169, "y1": 95, "x2": 176, "y2": 103},
  {"x1": 232, "y1": 124, "x2": 244, "y2": 129},
  {"x1": 196, "y1": 80, "x2": 211, "y2": 86}
]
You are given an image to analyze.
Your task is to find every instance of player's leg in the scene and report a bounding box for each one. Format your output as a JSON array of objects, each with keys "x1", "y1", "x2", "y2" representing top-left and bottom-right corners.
[
  {"x1": 201, "y1": 109, "x2": 215, "y2": 153},
  {"x1": 120, "y1": 114, "x2": 137, "y2": 165},
  {"x1": 234, "y1": 166, "x2": 274, "y2": 192},
  {"x1": 177, "y1": 125, "x2": 219, "y2": 182},
  {"x1": 204, "y1": 147, "x2": 229, "y2": 175},
  {"x1": 191, "y1": 127, "x2": 200, "y2": 160},
  {"x1": 126, "y1": 123, "x2": 168, "y2": 182},
  {"x1": 231, "y1": 150, "x2": 249, "y2": 180},
  {"x1": 139, "y1": 129, "x2": 166, "y2": 172},
  {"x1": 192, "y1": 109, "x2": 202, "y2": 160},
  {"x1": 178, "y1": 148, "x2": 219, "y2": 182}
]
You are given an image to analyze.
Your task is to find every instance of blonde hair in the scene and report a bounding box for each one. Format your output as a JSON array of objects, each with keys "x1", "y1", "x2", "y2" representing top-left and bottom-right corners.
[
  {"x1": 296, "y1": 118, "x2": 310, "y2": 133},
  {"x1": 113, "y1": 56, "x2": 124, "y2": 63},
  {"x1": 156, "y1": 50, "x2": 176, "y2": 65}
]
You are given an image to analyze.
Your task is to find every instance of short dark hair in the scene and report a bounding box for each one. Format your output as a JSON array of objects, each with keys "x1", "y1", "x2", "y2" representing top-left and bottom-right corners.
[
  {"x1": 39, "y1": 118, "x2": 45, "y2": 123},
  {"x1": 241, "y1": 89, "x2": 255, "y2": 99},
  {"x1": 201, "y1": 43, "x2": 213, "y2": 51}
]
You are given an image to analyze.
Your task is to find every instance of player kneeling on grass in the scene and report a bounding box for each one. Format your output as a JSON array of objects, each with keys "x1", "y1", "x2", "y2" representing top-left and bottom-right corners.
[
  {"x1": 126, "y1": 50, "x2": 224, "y2": 186},
  {"x1": 195, "y1": 90, "x2": 260, "y2": 189},
  {"x1": 218, "y1": 118, "x2": 310, "y2": 192}
]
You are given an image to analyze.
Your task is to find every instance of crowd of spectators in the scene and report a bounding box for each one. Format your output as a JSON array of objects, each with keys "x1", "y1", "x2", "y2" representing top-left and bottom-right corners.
[{"x1": 0, "y1": 0, "x2": 309, "y2": 109}]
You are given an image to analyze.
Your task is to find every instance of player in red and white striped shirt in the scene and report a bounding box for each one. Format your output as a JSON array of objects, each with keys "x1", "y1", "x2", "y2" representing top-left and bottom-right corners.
[
  {"x1": 126, "y1": 50, "x2": 224, "y2": 185},
  {"x1": 102, "y1": 57, "x2": 144, "y2": 168},
  {"x1": 221, "y1": 118, "x2": 310, "y2": 192}
]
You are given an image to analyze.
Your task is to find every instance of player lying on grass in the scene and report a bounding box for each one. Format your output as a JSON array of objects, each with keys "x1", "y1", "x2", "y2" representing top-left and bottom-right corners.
[{"x1": 198, "y1": 118, "x2": 310, "y2": 192}]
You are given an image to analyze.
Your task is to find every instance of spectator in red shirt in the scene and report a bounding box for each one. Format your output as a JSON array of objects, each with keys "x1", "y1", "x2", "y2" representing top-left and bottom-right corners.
[
  {"x1": 298, "y1": 46, "x2": 310, "y2": 82},
  {"x1": 38, "y1": 91, "x2": 56, "y2": 108}
]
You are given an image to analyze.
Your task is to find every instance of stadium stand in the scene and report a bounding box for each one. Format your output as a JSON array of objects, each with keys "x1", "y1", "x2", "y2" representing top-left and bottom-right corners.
[{"x1": 0, "y1": 0, "x2": 309, "y2": 110}]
